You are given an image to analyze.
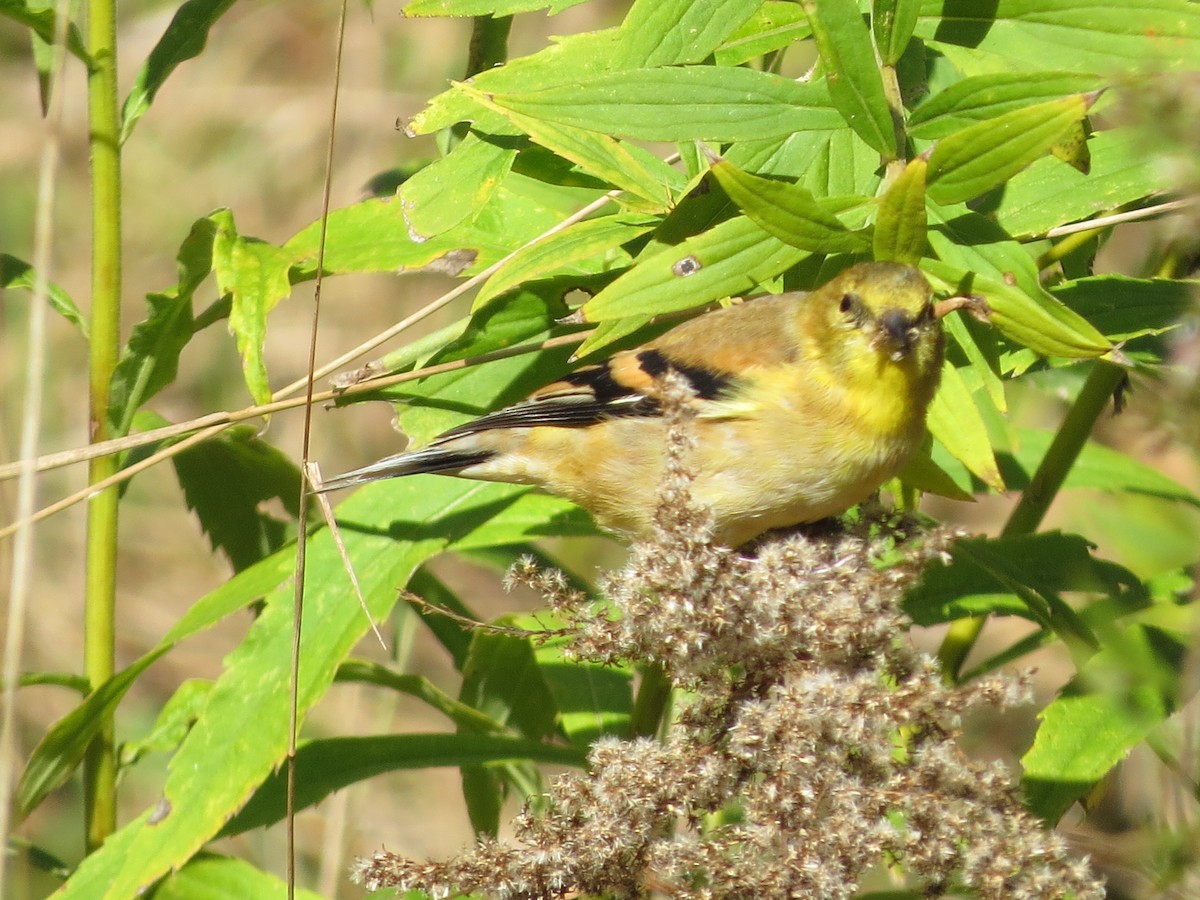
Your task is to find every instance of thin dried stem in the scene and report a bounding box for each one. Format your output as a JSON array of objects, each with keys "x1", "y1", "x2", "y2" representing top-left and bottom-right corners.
[
  {"x1": 1043, "y1": 197, "x2": 1193, "y2": 238},
  {"x1": 0, "y1": 0, "x2": 71, "y2": 885},
  {"x1": 0, "y1": 332, "x2": 588, "y2": 540},
  {"x1": 288, "y1": 1, "x2": 351, "y2": 891}
]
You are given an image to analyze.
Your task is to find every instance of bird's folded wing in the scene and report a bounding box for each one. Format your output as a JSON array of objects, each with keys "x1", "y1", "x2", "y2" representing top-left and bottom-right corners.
[
  {"x1": 432, "y1": 294, "x2": 807, "y2": 445},
  {"x1": 433, "y1": 346, "x2": 738, "y2": 443}
]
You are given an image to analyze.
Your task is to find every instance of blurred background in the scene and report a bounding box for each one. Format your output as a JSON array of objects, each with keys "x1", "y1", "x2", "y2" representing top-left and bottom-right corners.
[{"x1": 1, "y1": 2, "x2": 1198, "y2": 897}]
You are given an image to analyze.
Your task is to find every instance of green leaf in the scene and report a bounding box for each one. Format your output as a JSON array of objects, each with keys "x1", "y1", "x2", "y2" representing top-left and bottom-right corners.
[
  {"x1": 580, "y1": 215, "x2": 808, "y2": 324},
  {"x1": 211, "y1": 209, "x2": 294, "y2": 407},
  {"x1": 18, "y1": 551, "x2": 294, "y2": 820},
  {"x1": 456, "y1": 626, "x2": 560, "y2": 835},
  {"x1": 896, "y1": 443, "x2": 976, "y2": 501},
  {"x1": 803, "y1": 0, "x2": 898, "y2": 156},
  {"x1": 408, "y1": 29, "x2": 627, "y2": 135},
  {"x1": 786, "y1": 127, "x2": 885, "y2": 199},
  {"x1": 872, "y1": 0, "x2": 921, "y2": 65},
  {"x1": 918, "y1": 0, "x2": 1200, "y2": 76},
  {"x1": 946, "y1": 538, "x2": 1101, "y2": 651},
  {"x1": 926, "y1": 94, "x2": 1094, "y2": 205},
  {"x1": 121, "y1": 679, "x2": 212, "y2": 765},
  {"x1": 18, "y1": 649, "x2": 172, "y2": 822},
  {"x1": 221, "y1": 733, "x2": 585, "y2": 835},
  {"x1": 528, "y1": 617, "x2": 633, "y2": 747},
  {"x1": 926, "y1": 361, "x2": 1004, "y2": 492},
  {"x1": 907, "y1": 72, "x2": 1103, "y2": 139},
  {"x1": 462, "y1": 87, "x2": 682, "y2": 205},
  {"x1": 0, "y1": 0, "x2": 90, "y2": 66},
  {"x1": 613, "y1": 0, "x2": 763, "y2": 67},
  {"x1": 1048, "y1": 118, "x2": 1091, "y2": 173},
  {"x1": 906, "y1": 531, "x2": 1145, "y2": 627},
  {"x1": 991, "y1": 129, "x2": 1165, "y2": 237},
  {"x1": 1002, "y1": 428, "x2": 1200, "y2": 509},
  {"x1": 405, "y1": 568, "x2": 480, "y2": 670},
  {"x1": 1023, "y1": 621, "x2": 1188, "y2": 822},
  {"x1": 921, "y1": 258, "x2": 1112, "y2": 360},
  {"x1": 925, "y1": 202, "x2": 1041, "y2": 289},
  {"x1": 336, "y1": 659, "x2": 507, "y2": 733},
  {"x1": 404, "y1": 0, "x2": 590, "y2": 14},
  {"x1": 941, "y1": 307, "x2": 1006, "y2": 413},
  {"x1": 572, "y1": 314, "x2": 657, "y2": 361},
  {"x1": 482, "y1": 66, "x2": 842, "y2": 142},
  {"x1": 172, "y1": 426, "x2": 303, "y2": 571},
  {"x1": 709, "y1": 158, "x2": 871, "y2": 253},
  {"x1": 397, "y1": 131, "x2": 518, "y2": 241},
  {"x1": 925, "y1": 186, "x2": 1114, "y2": 363},
  {"x1": 873, "y1": 157, "x2": 927, "y2": 264},
  {"x1": 714, "y1": 1, "x2": 812, "y2": 66},
  {"x1": 285, "y1": 197, "x2": 485, "y2": 277},
  {"x1": 148, "y1": 855, "x2": 324, "y2": 900},
  {"x1": 108, "y1": 216, "x2": 216, "y2": 435},
  {"x1": 461, "y1": 762, "x2": 506, "y2": 838},
  {"x1": 1049, "y1": 274, "x2": 1195, "y2": 348},
  {"x1": 121, "y1": 0, "x2": 236, "y2": 144},
  {"x1": 460, "y1": 629, "x2": 558, "y2": 739},
  {"x1": 284, "y1": 181, "x2": 568, "y2": 278},
  {"x1": 54, "y1": 482, "x2": 586, "y2": 899},
  {"x1": 474, "y1": 215, "x2": 654, "y2": 309},
  {"x1": 0, "y1": 253, "x2": 88, "y2": 338},
  {"x1": 409, "y1": 0, "x2": 776, "y2": 135}
]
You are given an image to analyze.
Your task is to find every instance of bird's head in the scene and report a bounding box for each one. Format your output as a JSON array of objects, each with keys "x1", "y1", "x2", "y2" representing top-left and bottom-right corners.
[{"x1": 805, "y1": 261, "x2": 944, "y2": 383}]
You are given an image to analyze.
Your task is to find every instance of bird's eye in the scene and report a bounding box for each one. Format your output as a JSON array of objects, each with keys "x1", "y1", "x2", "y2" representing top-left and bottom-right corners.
[{"x1": 839, "y1": 293, "x2": 858, "y2": 315}]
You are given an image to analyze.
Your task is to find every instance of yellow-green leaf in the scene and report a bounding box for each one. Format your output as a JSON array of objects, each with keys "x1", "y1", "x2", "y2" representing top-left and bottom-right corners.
[
  {"x1": 481, "y1": 66, "x2": 842, "y2": 142},
  {"x1": 474, "y1": 216, "x2": 655, "y2": 310},
  {"x1": 581, "y1": 215, "x2": 807, "y2": 324},
  {"x1": 898, "y1": 444, "x2": 976, "y2": 502},
  {"x1": 922, "y1": 259, "x2": 1112, "y2": 360},
  {"x1": 709, "y1": 158, "x2": 871, "y2": 253},
  {"x1": 1049, "y1": 118, "x2": 1092, "y2": 174},
  {"x1": 212, "y1": 210, "x2": 294, "y2": 407},
  {"x1": 926, "y1": 360, "x2": 1005, "y2": 493},
  {"x1": 872, "y1": 0, "x2": 921, "y2": 65},
  {"x1": 942, "y1": 308, "x2": 1007, "y2": 414},
  {"x1": 398, "y1": 132, "x2": 517, "y2": 241},
  {"x1": 874, "y1": 157, "x2": 927, "y2": 264},
  {"x1": 802, "y1": 0, "x2": 898, "y2": 157},
  {"x1": 926, "y1": 94, "x2": 1094, "y2": 205},
  {"x1": 459, "y1": 84, "x2": 681, "y2": 206}
]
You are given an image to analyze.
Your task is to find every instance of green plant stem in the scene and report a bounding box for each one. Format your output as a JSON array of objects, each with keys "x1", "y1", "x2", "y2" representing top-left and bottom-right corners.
[
  {"x1": 1037, "y1": 226, "x2": 1100, "y2": 269},
  {"x1": 466, "y1": 14, "x2": 512, "y2": 78},
  {"x1": 629, "y1": 662, "x2": 672, "y2": 740},
  {"x1": 878, "y1": 62, "x2": 908, "y2": 178},
  {"x1": 83, "y1": 0, "x2": 122, "y2": 852},
  {"x1": 444, "y1": 15, "x2": 512, "y2": 152},
  {"x1": 937, "y1": 359, "x2": 1127, "y2": 682}
]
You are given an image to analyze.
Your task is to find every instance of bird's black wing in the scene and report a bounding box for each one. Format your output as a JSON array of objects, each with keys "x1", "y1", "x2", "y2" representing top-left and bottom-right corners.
[{"x1": 433, "y1": 349, "x2": 732, "y2": 443}]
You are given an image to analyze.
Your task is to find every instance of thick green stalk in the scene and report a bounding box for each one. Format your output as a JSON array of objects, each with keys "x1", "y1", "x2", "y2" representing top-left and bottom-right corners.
[
  {"x1": 1001, "y1": 360, "x2": 1127, "y2": 538},
  {"x1": 83, "y1": 0, "x2": 121, "y2": 851},
  {"x1": 466, "y1": 14, "x2": 511, "y2": 78},
  {"x1": 878, "y1": 61, "x2": 909, "y2": 181},
  {"x1": 629, "y1": 662, "x2": 672, "y2": 740},
  {"x1": 938, "y1": 360, "x2": 1127, "y2": 681},
  {"x1": 444, "y1": 15, "x2": 512, "y2": 151}
]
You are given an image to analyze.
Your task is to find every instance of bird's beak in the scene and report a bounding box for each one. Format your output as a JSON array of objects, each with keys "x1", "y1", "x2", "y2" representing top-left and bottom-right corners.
[{"x1": 872, "y1": 309, "x2": 916, "y2": 360}]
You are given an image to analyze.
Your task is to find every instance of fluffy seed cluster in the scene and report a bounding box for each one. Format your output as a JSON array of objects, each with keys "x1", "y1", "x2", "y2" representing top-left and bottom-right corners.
[{"x1": 352, "y1": 374, "x2": 1103, "y2": 899}]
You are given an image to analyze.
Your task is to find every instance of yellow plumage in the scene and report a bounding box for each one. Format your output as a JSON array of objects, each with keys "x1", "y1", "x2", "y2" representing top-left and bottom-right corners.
[{"x1": 321, "y1": 261, "x2": 944, "y2": 546}]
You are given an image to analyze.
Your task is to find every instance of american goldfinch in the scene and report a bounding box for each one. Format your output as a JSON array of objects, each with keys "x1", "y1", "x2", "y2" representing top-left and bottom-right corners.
[{"x1": 321, "y1": 261, "x2": 943, "y2": 546}]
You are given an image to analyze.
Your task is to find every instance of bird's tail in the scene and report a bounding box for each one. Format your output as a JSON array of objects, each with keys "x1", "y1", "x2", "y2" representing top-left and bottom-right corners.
[{"x1": 313, "y1": 446, "x2": 495, "y2": 492}]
